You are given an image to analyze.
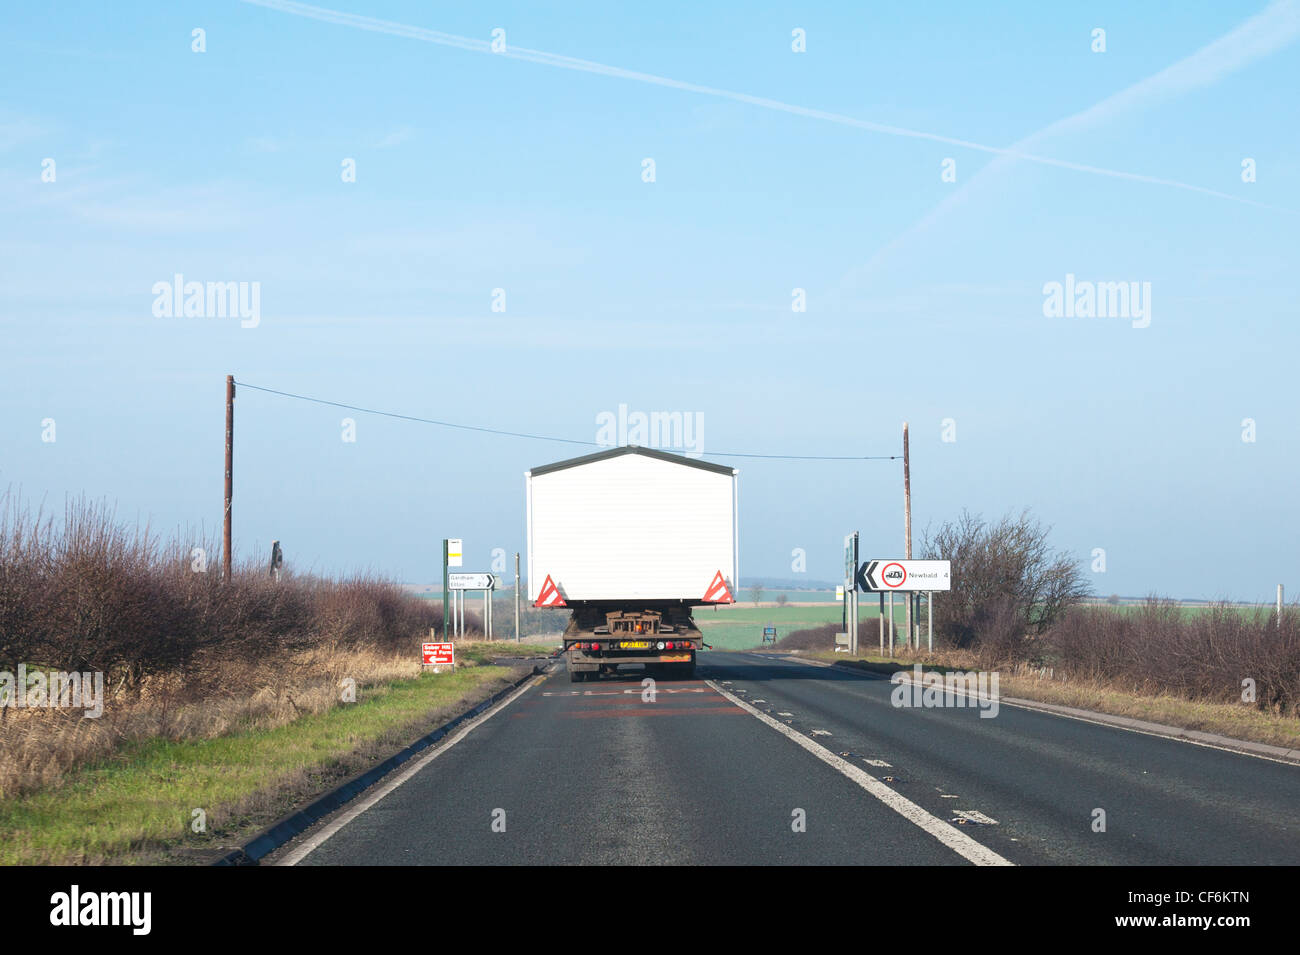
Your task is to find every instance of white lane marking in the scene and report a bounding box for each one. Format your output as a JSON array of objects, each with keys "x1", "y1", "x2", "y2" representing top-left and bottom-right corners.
[
  {"x1": 864, "y1": 759, "x2": 892, "y2": 767},
  {"x1": 777, "y1": 712, "x2": 794, "y2": 717},
  {"x1": 706, "y1": 680, "x2": 1013, "y2": 867},
  {"x1": 953, "y1": 810, "x2": 999, "y2": 825},
  {"x1": 811, "y1": 729, "x2": 832, "y2": 737},
  {"x1": 278, "y1": 674, "x2": 545, "y2": 866}
]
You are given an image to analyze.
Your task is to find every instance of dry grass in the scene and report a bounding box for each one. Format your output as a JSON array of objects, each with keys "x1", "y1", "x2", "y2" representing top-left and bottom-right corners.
[{"x1": 0, "y1": 643, "x2": 429, "y2": 799}]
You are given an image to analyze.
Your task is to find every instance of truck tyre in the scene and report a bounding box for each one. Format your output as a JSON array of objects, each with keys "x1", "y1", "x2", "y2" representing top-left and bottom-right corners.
[{"x1": 569, "y1": 669, "x2": 585, "y2": 683}]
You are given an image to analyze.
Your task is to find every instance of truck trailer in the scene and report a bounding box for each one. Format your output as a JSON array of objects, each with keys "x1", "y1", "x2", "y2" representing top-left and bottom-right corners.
[{"x1": 525, "y1": 446, "x2": 738, "y2": 682}]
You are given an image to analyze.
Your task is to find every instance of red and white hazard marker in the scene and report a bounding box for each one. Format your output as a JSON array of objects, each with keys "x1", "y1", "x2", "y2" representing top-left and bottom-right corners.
[
  {"x1": 534, "y1": 574, "x2": 566, "y2": 607},
  {"x1": 702, "y1": 570, "x2": 733, "y2": 604}
]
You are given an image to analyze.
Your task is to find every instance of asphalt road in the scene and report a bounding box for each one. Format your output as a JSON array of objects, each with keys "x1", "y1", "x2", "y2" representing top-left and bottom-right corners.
[{"x1": 289, "y1": 651, "x2": 1300, "y2": 865}]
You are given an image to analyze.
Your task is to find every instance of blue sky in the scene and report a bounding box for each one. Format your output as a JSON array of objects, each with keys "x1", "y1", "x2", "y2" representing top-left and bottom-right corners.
[{"x1": 2, "y1": 1, "x2": 1297, "y2": 599}]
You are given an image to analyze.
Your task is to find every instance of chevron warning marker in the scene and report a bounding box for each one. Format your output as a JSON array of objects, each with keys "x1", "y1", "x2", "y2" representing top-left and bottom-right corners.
[
  {"x1": 534, "y1": 574, "x2": 566, "y2": 608},
  {"x1": 702, "y1": 570, "x2": 733, "y2": 604}
]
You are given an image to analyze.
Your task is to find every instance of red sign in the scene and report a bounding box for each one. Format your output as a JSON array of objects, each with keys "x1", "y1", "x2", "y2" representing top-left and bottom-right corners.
[{"x1": 422, "y1": 642, "x2": 454, "y2": 666}]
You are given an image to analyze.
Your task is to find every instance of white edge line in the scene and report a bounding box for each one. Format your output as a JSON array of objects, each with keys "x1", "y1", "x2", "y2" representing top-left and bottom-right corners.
[
  {"x1": 704, "y1": 679, "x2": 1013, "y2": 866},
  {"x1": 277, "y1": 674, "x2": 545, "y2": 866}
]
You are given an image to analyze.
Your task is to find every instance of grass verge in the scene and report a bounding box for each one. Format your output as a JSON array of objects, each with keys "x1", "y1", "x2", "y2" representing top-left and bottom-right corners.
[{"x1": 0, "y1": 664, "x2": 523, "y2": 865}]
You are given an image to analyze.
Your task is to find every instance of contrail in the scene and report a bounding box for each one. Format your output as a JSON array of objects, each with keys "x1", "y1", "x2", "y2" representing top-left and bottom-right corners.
[
  {"x1": 240, "y1": 0, "x2": 1282, "y2": 208},
  {"x1": 841, "y1": 0, "x2": 1297, "y2": 288}
]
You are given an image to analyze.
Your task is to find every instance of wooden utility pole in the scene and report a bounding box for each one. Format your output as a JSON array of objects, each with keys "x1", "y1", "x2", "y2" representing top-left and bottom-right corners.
[
  {"x1": 224, "y1": 375, "x2": 235, "y2": 581},
  {"x1": 903, "y1": 421, "x2": 912, "y2": 647}
]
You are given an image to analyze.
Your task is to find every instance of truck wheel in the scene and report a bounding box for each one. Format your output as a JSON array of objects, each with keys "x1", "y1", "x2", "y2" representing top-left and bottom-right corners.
[
  {"x1": 679, "y1": 663, "x2": 696, "y2": 680},
  {"x1": 569, "y1": 669, "x2": 585, "y2": 683}
]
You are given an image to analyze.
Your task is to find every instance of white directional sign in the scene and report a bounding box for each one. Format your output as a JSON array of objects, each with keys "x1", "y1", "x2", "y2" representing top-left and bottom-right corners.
[
  {"x1": 448, "y1": 572, "x2": 494, "y2": 590},
  {"x1": 856, "y1": 559, "x2": 951, "y2": 592}
]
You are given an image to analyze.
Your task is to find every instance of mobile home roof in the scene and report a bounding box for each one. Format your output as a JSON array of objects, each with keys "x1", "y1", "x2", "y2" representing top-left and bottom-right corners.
[{"x1": 528, "y1": 445, "x2": 736, "y2": 478}]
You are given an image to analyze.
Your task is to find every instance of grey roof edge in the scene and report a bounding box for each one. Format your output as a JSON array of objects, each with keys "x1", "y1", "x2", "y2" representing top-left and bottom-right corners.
[{"x1": 528, "y1": 445, "x2": 736, "y2": 478}]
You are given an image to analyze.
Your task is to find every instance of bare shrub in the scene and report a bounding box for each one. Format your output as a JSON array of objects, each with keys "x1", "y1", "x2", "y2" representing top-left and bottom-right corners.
[
  {"x1": 1044, "y1": 599, "x2": 1300, "y2": 715},
  {"x1": 921, "y1": 509, "x2": 1089, "y2": 654}
]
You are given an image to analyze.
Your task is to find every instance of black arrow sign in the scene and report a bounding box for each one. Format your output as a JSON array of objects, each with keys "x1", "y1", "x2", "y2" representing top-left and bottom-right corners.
[{"x1": 855, "y1": 560, "x2": 880, "y2": 592}]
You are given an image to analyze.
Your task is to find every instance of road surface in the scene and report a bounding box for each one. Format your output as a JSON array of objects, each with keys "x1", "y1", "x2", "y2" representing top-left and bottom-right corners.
[{"x1": 284, "y1": 651, "x2": 1300, "y2": 865}]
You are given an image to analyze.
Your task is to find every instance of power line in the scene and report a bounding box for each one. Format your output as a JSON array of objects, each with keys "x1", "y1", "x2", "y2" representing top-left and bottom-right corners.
[{"x1": 233, "y1": 380, "x2": 899, "y2": 462}]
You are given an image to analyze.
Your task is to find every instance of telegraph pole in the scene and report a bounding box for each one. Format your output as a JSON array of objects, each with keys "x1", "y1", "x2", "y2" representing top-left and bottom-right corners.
[
  {"x1": 903, "y1": 421, "x2": 912, "y2": 648},
  {"x1": 224, "y1": 375, "x2": 234, "y2": 581}
]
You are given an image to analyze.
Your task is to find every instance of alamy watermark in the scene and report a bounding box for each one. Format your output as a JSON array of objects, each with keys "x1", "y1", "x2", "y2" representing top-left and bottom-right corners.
[
  {"x1": 595, "y1": 403, "x2": 704, "y2": 458},
  {"x1": 890, "y1": 664, "x2": 999, "y2": 718},
  {"x1": 0, "y1": 666, "x2": 105, "y2": 718},
  {"x1": 1042, "y1": 273, "x2": 1150, "y2": 329},
  {"x1": 151, "y1": 273, "x2": 260, "y2": 328}
]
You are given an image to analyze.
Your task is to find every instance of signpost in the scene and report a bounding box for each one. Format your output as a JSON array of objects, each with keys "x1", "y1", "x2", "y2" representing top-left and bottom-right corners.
[
  {"x1": 442, "y1": 538, "x2": 464, "y2": 639},
  {"x1": 762, "y1": 625, "x2": 777, "y2": 645},
  {"x1": 448, "y1": 571, "x2": 496, "y2": 639},
  {"x1": 843, "y1": 533, "x2": 859, "y2": 654},
  {"x1": 422, "y1": 640, "x2": 455, "y2": 672},
  {"x1": 855, "y1": 559, "x2": 951, "y2": 593},
  {"x1": 449, "y1": 573, "x2": 494, "y2": 590},
  {"x1": 855, "y1": 559, "x2": 951, "y2": 656}
]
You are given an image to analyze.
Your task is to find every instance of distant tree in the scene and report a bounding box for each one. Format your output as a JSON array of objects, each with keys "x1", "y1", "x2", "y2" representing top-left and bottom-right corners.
[
  {"x1": 1107, "y1": 594, "x2": 1120, "y2": 606},
  {"x1": 776, "y1": 593, "x2": 789, "y2": 607},
  {"x1": 748, "y1": 583, "x2": 764, "y2": 605}
]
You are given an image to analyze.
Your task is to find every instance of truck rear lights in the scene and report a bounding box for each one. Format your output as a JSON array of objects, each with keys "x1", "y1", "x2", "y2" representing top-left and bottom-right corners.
[
  {"x1": 591, "y1": 642, "x2": 601, "y2": 651},
  {"x1": 665, "y1": 641, "x2": 675, "y2": 650},
  {"x1": 656, "y1": 641, "x2": 665, "y2": 650}
]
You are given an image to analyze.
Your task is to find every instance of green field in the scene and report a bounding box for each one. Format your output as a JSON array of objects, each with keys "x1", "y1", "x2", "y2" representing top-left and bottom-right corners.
[
  {"x1": 695, "y1": 600, "x2": 921, "y2": 650},
  {"x1": 696, "y1": 599, "x2": 1283, "y2": 651}
]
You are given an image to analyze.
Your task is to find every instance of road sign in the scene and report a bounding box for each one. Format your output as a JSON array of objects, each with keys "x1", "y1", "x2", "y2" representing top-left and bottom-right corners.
[
  {"x1": 836, "y1": 585, "x2": 844, "y2": 601},
  {"x1": 448, "y1": 572, "x2": 494, "y2": 590},
  {"x1": 422, "y1": 642, "x2": 454, "y2": 666},
  {"x1": 447, "y1": 539, "x2": 463, "y2": 568},
  {"x1": 856, "y1": 559, "x2": 951, "y2": 592}
]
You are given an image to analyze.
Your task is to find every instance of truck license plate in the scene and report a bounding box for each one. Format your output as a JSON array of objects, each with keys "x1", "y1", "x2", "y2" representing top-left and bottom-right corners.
[{"x1": 619, "y1": 641, "x2": 650, "y2": 649}]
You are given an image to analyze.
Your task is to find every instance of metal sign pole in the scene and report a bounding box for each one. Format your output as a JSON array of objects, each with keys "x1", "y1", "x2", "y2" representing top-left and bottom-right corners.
[
  {"x1": 888, "y1": 592, "x2": 895, "y2": 657},
  {"x1": 442, "y1": 539, "x2": 449, "y2": 640},
  {"x1": 927, "y1": 592, "x2": 934, "y2": 652},
  {"x1": 515, "y1": 553, "x2": 521, "y2": 642},
  {"x1": 879, "y1": 593, "x2": 884, "y2": 656}
]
